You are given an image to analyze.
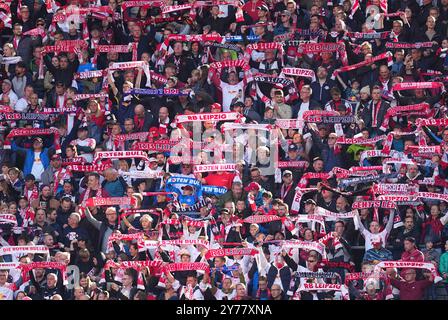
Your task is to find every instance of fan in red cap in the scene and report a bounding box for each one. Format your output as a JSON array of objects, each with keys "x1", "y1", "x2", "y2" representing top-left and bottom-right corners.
[
  {"x1": 245, "y1": 182, "x2": 261, "y2": 211},
  {"x1": 211, "y1": 103, "x2": 222, "y2": 112}
]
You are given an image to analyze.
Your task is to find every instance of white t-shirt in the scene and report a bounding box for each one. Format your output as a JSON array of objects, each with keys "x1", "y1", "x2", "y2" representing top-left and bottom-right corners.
[
  {"x1": 220, "y1": 81, "x2": 244, "y2": 111},
  {"x1": 297, "y1": 101, "x2": 310, "y2": 121},
  {"x1": 14, "y1": 98, "x2": 28, "y2": 112},
  {"x1": 31, "y1": 152, "x2": 45, "y2": 181}
]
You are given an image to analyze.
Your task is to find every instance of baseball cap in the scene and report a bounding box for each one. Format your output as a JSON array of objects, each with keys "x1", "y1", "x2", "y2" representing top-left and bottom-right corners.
[
  {"x1": 288, "y1": 144, "x2": 298, "y2": 152},
  {"x1": 51, "y1": 154, "x2": 61, "y2": 161},
  {"x1": 282, "y1": 170, "x2": 293, "y2": 177},
  {"x1": 2, "y1": 79, "x2": 12, "y2": 86},
  {"x1": 328, "y1": 133, "x2": 338, "y2": 138},
  {"x1": 181, "y1": 185, "x2": 194, "y2": 191},
  {"x1": 257, "y1": 4, "x2": 269, "y2": 11},
  {"x1": 304, "y1": 199, "x2": 316, "y2": 205},
  {"x1": 371, "y1": 236, "x2": 382, "y2": 244},
  {"x1": 281, "y1": 10, "x2": 291, "y2": 16},
  {"x1": 211, "y1": 103, "x2": 222, "y2": 111},
  {"x1": 148, "y1": 157, "x2": 157, "y2": 163},
  {"x1": 33, "y1": 137, "x2": 43, "y2": 143},
  {"x1": 244, "y1": 182, "x2": 261, "y2": 192}
]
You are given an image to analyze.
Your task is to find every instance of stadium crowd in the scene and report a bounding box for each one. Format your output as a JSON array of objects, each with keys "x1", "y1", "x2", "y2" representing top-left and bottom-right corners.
[{"x1": 1, "y1": 0, "x2": 448, "y2": 301}]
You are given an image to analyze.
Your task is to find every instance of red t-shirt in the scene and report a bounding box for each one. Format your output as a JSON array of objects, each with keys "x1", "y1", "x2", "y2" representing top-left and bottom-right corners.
[{"x1": 203, "y1": 172, "x2": 236, "y2": 189}]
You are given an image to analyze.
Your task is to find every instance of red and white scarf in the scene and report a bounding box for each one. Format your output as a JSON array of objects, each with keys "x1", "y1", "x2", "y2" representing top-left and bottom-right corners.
[{"x1": 175, "y1": 112, "x2": 240, "y2": 123}]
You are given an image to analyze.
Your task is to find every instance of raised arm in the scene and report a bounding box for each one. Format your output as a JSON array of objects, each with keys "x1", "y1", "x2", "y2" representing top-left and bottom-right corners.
[{"x1": 84, "y1": 207, "x2": 101, "y2": 230}]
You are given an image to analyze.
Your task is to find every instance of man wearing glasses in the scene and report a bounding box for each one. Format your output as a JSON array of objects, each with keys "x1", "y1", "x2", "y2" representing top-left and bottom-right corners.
[{"x1": 388, "y1": 268, "x2": 434, "y2": 300}]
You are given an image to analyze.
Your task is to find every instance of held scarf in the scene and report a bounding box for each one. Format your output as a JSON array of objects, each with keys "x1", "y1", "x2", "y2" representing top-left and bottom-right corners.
[
  {"x1": 385, "y1": 42, "x2": 434, "y2": 49},
  {"x1": 202, "y1": 185, "x2": 227, "y2": 195},
  {"x1": 318, "y1": 260, "x2": 355, "y2": 273},
  {"x1": 0, "y1": 262, "x2": 20, "y2": 270},
  {"x1": 314, "y1": 207, "x2": 358, "y2": 220},
  {"x1": 93, "y1": 150, "x2": 150, "y2": 163},
  {"x1": 417, "y1": 177, "x2": 448, "y2": 188},
  {"x1": 43, "y1": 106, "x2": 78, "y2": 114},
  {"x1": 344, "y1": 272, "x2": 389, "y2": 286},
  {"x1": 292, "y1": 214, "x2": 326, "y2": 233},
  {"x1": 282, "y1": 240, "x2": 326, "y2": 257},
  {"x1": 159, "y1": 239, "x2": 209, "y2": 247},
  {"x1": 175, "y1": 112, "x2": 240, "y2": 123},
  {"x1": 290, "y1": 187, "x2": 319, "y2": 215},
  {"x1": 93, "y1": 43, "x2": 137, "y2": 65},
  {"x1": 332, "y1": 51, "x2": 393, "y2": 79},
  {"x1": 0, "y1": 113, "x2": 50, "y2": 121},
  {"x1": 207, "y1": 60, "x2": 251, "y2": 83},
  {"x1": 244, "y1": 42, "x2": 285, "y2": 64},
  {"x1": 65, "y1": 164, "x2": 112, "y2": 172},
  {"x1": 164, "y1": 262, "x2": 210, "y2": 272},
  {"x1": 109, "y1": 61, "x2": 151, "y2": 87},
  {"x1": 336, "y1": 135, "x2": 386, "y2": 145},
  {"x1": 220, "y1": 123, "x2": 272, "y2": 132},
  {"x1": 302, "y1": 110, "x2": 339, "y2": 122},
  {"x1": 298, "y1": 283, "x2": 349, "y2": 300},
  {"x1": 359, "y1": 149, "x2": 393, "y2": 164},
  {"x1": 0, "y1": 105, "x2": 13, "y2": 113},
  {"x1": 280, "y1": 68, "x2": 316, "y2": 81},
  {"x1": 85, "y1": 197, "x2": 136, "y2": 207},
  {"x1": 352, "y1": 201, "x2": 396, "y2": 209},
  {"x1": 243, "y1": 215, "x2": 282, "y2": 224},
  {"x1": 23, "y1": 27, "x2": 46, "y2": 38},
  {"x1": 121, "y1": 171, "x2": 164, "y2": 179},
  {"x1": 275, "y1": 119, "x2": 305, "y2": 129},
  {"x1": 74, "y1": 69, "x2": 108, "y2": 80},
  {"x1": 128, "y1": 88, "x2": 189, "y2": 96},
  {"x1": 338, "y1": 174, "x2": 389, "y2": 188},
  {"x1": 72, "y1": 93, "x2": 109, "y2": 101},
  {"x1": 277, "y1": 161, "x2": 309, "y2": 169},
  {"x1": 416, "y1": 192, "x2": 448, "y2": 202},
  {"x1": 391, "y1": 82, "x2": 445, "y2": 92},
  {"x1": 7, "y1": 128, "x2": 61, "y2": 154},
  {"x1": 297, "y1": 272, "x2": 338, "y2": 279},
  {"x1": 0, "y1": 56, "x2": 22, "y2": 64},
  {"x1": 406, "y1": 145, "x2": 441, "y2": 155},
  {"x1": 0, "y1": 214, "x2": 17, "y2": 225},
  {"x1": 132, "y1": 139, "x2": 179, "y2": 152},
  {"x1": 114, "y1": 132, "x2": 149, "y2": 142},
  {"x1": 205, "y1": 248, "x2": 258, "y2": 259},
  {"x1": 415, "y1": 118, "x2": 448, "y2": 127},
  {"x1": 379, "y1": 103, "x2": 431, "y2": 131},
  {"x1": 318, "y1": 232, "x2": 342, "y2": 251},
  {"x1": 373, "y1": 183, "x2": 419, "y2": 195},
  {"x1": 18, "y1": 262, "x2": 67, "y2": 283},
  {"x1": 374, "y1": 261, "x2": 442, "y2": 283},
  {"x1": 61, "y1": 156, "x2": 85, "y2": 165},
  {"x1": 346, "y1": 31, "x2": 391, "y2": 40},
  {"x1": 297, "y1": 172, "x2": 331, "y2": 188},
  {"x1": 0, "y1": 245, "x2": 49, "y2": 256},
  {"x1": 193, "y1": 163, "x2": 237, "y2": 173}
]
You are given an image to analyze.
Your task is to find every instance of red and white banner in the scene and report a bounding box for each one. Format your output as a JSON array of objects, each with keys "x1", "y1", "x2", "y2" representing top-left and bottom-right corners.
[
  {"x1": 159, "y1": 239, "x2": 209, "y2": 247},
  {"x1": 114, "y1": 132, "x2": 149, "y2": 142},
  {"x1": 281, "y1": 68, "x2": 315, "y2": 80},
  {"x1": 109, "y1": 61, "x2": 151, "y2": 87},
  {"x1": 93, "y1": 151, "x2": 150, "y2": 163},
  {"x1": 0, "y1": 214, "x2": 17, "y2": 224},
  {"x1": 391, "y1": 82, "x2": 444, "y2": 92},
  {"x1": 351, "y1": 201, "x2": 396, "y2": 209},
  {"x1": 336, "y1": 135, "x2": 386, "y2": 145},
  {"x1": 332, "y1": 52, "x2": 392, "y2": 79},
  {"x1": 416, "y1": 118, "x2": 448, "y2": 127},
  {"x1": 85, "y1": 197, "x2": 135, "y2": 207},
  {"x1": 375, "y1": 261, "x2": 442, "y2": 283},
  {"x1": 385, "y1": 42, "x2": 434, "y2": 49},
  {"x1": 0, "y1": 245, "x2": 49, "y2": 256},
  {"x1": 164, "y1": 262, "x2": 210, "y2": 272},
  {"x1": 175, "y1": 112, "x2": 239, "y2": 123},
  {"x1": 205, "y1": 248, "x2": 258, "y2": 259},
  {"x1": 282, "y1": 240, "x2": 326, "y2": 256},
  {"x1": 66, "y1": 164, "x2": 112, "y2": 172},
  {"x1": 315, "y1": 207, "x2": 357, "y2": 220},
  {"x1": 193, "y1": 163, "x2": 237, "y2": 173},
  {"x1": 243, "y1": 215, "x2": 282, "y2": 224}
]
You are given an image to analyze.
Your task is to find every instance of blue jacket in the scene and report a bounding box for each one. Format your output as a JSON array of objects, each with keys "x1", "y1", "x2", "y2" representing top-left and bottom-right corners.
[{"x1": 11, "y1": 141, "x2": 51, "y2": 176}]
